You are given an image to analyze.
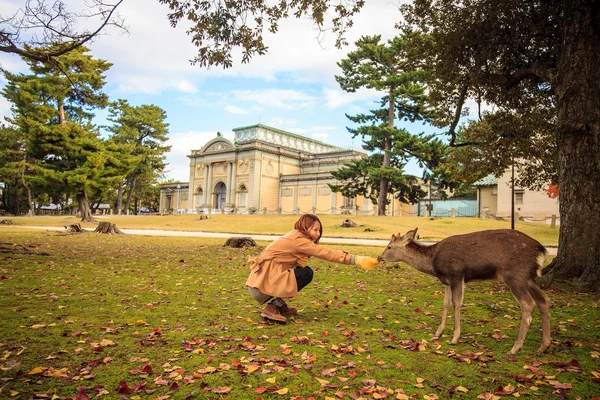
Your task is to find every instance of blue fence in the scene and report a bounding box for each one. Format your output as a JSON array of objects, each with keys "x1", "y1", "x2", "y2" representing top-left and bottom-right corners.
[{"x1": 418, "y1": 199, "x2": 477, "y2": 217}]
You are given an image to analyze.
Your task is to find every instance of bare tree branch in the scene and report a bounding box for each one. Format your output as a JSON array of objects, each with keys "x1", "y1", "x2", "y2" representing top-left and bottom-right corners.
[{"x1": 1, "y1": 0, "x2": 127, "y2": 63}]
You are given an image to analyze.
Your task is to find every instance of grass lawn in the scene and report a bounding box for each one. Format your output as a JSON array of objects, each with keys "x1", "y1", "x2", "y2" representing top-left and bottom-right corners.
[{"x1": 1, "y1": 221, "x2": 597, "y2": 399}]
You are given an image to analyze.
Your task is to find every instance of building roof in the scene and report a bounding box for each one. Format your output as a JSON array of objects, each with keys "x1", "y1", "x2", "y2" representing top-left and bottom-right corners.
[{"x1": 473, "y1": 175, "x2": 498, "y2": 186}]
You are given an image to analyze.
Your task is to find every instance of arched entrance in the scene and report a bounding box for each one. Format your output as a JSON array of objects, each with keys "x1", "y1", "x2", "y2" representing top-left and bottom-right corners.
[{"x1": 214, "y1": 182, "x2": 226, "y2": 209}]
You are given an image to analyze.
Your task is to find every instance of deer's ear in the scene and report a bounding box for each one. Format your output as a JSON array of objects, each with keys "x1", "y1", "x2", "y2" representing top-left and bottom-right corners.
[
  {"x1": 403, "y1": 228, "x2": 418, "y2": 243},
  {"x1": 391, "y1": 234, "x2": 397, "y2": 241}
]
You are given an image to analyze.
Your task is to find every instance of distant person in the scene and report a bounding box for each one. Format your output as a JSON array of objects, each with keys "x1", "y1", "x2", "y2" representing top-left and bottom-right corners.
[{"x1": 246, "y1": 213, "x2": 378, "y2": 322}]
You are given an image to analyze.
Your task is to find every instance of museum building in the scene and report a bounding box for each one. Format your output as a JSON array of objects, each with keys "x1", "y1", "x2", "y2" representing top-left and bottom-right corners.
[{"x1": 159, "y1": 124, "x2": 409, "y2": 215}]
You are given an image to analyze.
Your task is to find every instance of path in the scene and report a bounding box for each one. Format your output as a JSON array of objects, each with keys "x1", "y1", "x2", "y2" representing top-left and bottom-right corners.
[{"x1": 2, "y1": 225, "x2": 558, "y2": 255}]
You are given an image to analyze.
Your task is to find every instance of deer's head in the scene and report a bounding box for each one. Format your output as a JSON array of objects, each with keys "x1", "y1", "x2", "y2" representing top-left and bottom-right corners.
[{"x1": 377, "y1": 228, "x2": 419, "y2": 263}]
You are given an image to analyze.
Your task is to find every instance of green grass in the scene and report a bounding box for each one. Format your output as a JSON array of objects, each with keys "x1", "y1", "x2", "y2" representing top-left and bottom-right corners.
[
  {"x1": 0, "y1": 227, "x2": 597, "y2": 400},
  {"x1": 4, "y1": 213, "x2": 560, "y2": 245}
]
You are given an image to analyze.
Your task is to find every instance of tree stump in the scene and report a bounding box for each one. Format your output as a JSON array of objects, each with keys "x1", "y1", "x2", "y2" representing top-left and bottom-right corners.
[
  {"x1": 223, "y1": 237, "x2": 257, "y2": 248},
  {"x1": 94, "y1": 222, "x2": 124, "y2": 234},
  {"x1": 64, "y1": 223, "x2": 84, "y2": 233},
  {"x1": 196, "y1": 215, "x2": 210, "y2": 220},
  {"x1": 341, "y1": 219, "x2": 357, "y2": 228}
]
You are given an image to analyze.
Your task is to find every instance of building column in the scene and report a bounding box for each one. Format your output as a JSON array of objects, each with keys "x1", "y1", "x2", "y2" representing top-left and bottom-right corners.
[
  {"x1": 205, "y1": 163, "x2": 213, "y2": 208},
  {"x1": 202, "y1": 165, "x2": 209, "y2": 205},
  {"x1": 225, "y1": 162, "x2": 233, "y2": 204},
  {"x1": 188, "y1": 160, "x2": 196, "y2": 211},
  {"x1": 229, "y1": 161, "x2": 237, "y2": 205},
  {"x1": 159, "y1": 189, "x2": 164, "y2": 214}
]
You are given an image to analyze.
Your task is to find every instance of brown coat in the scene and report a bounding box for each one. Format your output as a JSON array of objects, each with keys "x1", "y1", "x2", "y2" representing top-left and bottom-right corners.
[{"x1": 246, "y1": 229, "x2": 354, "y2": 298}]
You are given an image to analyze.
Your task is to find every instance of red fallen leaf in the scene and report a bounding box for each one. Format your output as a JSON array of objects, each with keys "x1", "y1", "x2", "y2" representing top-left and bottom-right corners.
[
  {"x1": 142, "y1": 364, "x2": 153, "y2": 374},
  {"x1": 117, "y1": 381, "x2": 132, "y2": 394},
  {"x1": 132, "y1": 382, "x2": 147, "y2": 391},
  {"x1": 255, "y1": 387, "x2": 267, "y2": 394},
  {"x1": 568, "y1": 360, "x2": 580, "y2": 367},
  {"x1": 495, "y1": 385, "x2": 515, "y2": 395},
  {"x1": 75, "y1": 387, "x2": 89, "y2": 400},
  {"x1": 169, "y1": 382, "x2": 180, "y2": 391},
  {"x1": 553, "y1": 362, "x2": 566, "y2": 367},
  {"x1": 414, "y1": 308, "x2": 421, "y2": 313}
]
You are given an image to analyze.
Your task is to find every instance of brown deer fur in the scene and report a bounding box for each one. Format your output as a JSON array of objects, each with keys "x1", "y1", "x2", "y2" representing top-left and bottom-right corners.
[{"x1": 377, "y1": 228, "x2": 551, "y2": 354}]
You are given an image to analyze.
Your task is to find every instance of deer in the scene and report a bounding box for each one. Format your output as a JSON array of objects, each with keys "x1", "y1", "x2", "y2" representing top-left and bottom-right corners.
[{"x1": 377, "y1": 228, "x2": 551, "y2": 354}]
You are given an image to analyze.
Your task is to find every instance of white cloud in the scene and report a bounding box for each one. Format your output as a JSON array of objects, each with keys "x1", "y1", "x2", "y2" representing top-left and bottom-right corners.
[
  {"x1": 165, "y1": 130, "x2": 234, "y2": 181},
  {"x1": 232, "y1": 89, "x2": 318, "y2": 110},
  {"x1": 225, "y1": 105, "x2": 250, "y2": 115},
  {"x1": 177, "y1": 80, "x2": 197, "y2": 94},
  {"x1": 264, "y1": 117, "x2": 298, "y2": 129},
  {"x1": 323, "y1": 87, "x2": 381, "y2": 109}
]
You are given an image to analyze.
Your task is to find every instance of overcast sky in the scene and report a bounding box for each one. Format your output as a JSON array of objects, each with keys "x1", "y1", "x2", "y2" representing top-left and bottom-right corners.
[{"x1": 0, "y1": 0, "x2": 439, "y2": 182}]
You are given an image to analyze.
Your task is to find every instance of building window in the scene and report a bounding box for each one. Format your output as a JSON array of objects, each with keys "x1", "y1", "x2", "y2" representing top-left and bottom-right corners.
[
  {"x1": 238, "y1": 184, "x2": 247, "y2": 207},
  {"x1": 299, "y1": 188, "x2": 311, "y2": 196},
  {"x1": 318, "y1": 186, "x2": 330, "y2": 196},
  {"x1": 515, "y1": 190, "x2": 524, "y2": 205},
  {"x1": 343, "y1": 197, "x2": 354, "y2": 208}
]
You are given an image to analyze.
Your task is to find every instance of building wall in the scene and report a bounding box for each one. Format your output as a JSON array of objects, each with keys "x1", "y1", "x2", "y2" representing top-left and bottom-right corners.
[
  {"x1": 478, "y1": 186, "x2": 498, "y2": 217},
  {"x1": 496, "y1": 171, "x2": 559, "y2": 219}
]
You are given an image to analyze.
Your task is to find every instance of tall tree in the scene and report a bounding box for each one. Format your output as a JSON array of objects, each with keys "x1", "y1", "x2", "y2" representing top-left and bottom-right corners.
[
  {"x1": 403, "y1": 0, "x2": 599, "y2": 289},
  {"x1": 1, "y1": 0, "x2": 125, "y2": 63},
  {"x1": 107, "y1": 99, "x2": 170, "y2": 215},
  {"x1": 0, "y1": 124, "x2": 30, "y2": 214},
  {"x1": 2, "y1": 45, "x2": 116, "y2": 222},
  {"x1": 333, "y1": 33, "x2": 441, "y2": 215}
]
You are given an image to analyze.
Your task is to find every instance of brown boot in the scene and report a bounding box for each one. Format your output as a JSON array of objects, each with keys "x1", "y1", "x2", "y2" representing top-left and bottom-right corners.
[
  {"x1": 277, "y1": 301, "x2": 298, "y2": 316},
  {"x1": 261, "y1": 303, "x2": 286, "y2": 322}
]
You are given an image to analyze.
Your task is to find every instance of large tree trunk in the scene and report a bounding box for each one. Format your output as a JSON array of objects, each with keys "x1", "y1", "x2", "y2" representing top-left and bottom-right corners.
[
  {"x1": 377, "y1": 91, "x2": 395, "y2": 216},
  {"x1": 21, "y1": 174, "x2": 35, "y2": 216},
  {"x1": 544, "y1": 1, "x2": 600, "y2": 291},
  {"x1": 124, "y1": 172, "x2": 138, "y2": 216},
  {"x1": 76, "y1": 193, "x2": 95, "y2": 223}
]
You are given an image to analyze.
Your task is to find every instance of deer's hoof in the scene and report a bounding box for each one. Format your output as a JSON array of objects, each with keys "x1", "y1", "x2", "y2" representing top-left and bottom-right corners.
[{"x1": 537, "y1": 344, "x2": 549, "y2": 354}]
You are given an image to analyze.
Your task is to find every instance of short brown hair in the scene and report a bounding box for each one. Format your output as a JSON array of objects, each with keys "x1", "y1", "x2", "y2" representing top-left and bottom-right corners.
[{"x1": 294, "y1": 213, "x2": 322, "y2": 244}]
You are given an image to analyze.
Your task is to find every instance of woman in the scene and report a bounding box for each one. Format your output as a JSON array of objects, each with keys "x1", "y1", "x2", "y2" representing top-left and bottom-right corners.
[{"x1": 246, "y1": 214, "x2": 378, "y2": 322}]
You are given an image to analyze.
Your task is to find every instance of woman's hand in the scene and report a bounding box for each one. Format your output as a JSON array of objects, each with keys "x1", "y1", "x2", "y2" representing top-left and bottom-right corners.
[{"x1": 354, "y1": 255, "x2": 378, "y2": 270}]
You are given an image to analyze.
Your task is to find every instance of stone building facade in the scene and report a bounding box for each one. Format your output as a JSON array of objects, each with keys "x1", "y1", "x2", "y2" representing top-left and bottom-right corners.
[{"x1": 159, "y1": 124, "x2": 409, "y2": 215}]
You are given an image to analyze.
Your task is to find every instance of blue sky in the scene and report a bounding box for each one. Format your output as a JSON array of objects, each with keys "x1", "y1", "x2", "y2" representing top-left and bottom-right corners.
[{"x1": 0, "y1": 0, "x2": 443, "y2": 182}]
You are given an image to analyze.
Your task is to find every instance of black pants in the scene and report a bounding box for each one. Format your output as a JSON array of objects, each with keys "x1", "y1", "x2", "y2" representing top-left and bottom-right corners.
[{"x1": 294, "y1": 266, "x2": 314, "y2": 291}]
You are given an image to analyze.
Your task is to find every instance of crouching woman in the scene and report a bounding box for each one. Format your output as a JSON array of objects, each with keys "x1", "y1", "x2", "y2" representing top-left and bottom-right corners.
[{"x1": 246, "y1": 213, "x2": 377, "y2": 322}]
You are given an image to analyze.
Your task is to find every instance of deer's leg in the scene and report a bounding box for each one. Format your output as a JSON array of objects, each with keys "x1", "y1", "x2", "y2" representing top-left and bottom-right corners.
[
  {"x1": 449, "y1": 280, "x2": 464, "y2": 345},
  {"x1": 528, "y1": 280, "x2": 551, "y2": 353},
  {"x1": 505, "y1": 279, "x2": 537, "y2": 354},
  {"x1": 433, "y1": 285, "x2": 452, "y2": 340}
]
